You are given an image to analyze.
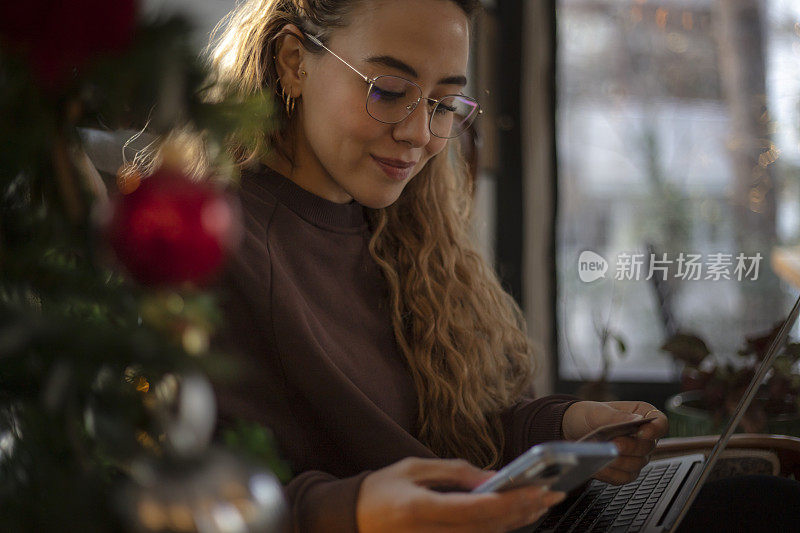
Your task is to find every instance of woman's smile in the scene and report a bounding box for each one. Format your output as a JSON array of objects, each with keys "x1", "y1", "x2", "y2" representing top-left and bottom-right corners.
[{"x1": 370, "y1": 154, "x2": 418, "y2": 181}]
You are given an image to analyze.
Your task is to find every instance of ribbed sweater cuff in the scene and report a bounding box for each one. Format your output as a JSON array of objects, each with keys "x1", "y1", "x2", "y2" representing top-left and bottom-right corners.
[
  {"x1": 522, "y1": 394, "x2": 582, "y2": 444},
  {"x1": 287, "y1": 470, "x2": 371, "y2": 533}
]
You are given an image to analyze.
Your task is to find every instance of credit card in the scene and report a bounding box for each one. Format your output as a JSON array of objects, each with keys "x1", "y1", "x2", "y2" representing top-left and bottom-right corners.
[{"x1": 577, "y1": 417, "x2": 657, "y2": 442}]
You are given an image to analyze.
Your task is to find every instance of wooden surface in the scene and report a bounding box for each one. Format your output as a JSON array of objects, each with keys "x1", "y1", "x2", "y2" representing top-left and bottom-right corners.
[{"x1": 655, "y1": 433, "x2": 800, "y2": 478}]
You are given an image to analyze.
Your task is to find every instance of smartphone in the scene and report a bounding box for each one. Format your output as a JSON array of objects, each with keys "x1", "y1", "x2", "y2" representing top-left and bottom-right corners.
[{"x1": 471, "y1": 441, "x2": 618, "y2": 494}]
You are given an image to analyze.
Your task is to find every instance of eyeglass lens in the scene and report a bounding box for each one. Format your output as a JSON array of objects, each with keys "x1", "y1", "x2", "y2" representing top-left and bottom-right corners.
[{"x1": 366, "y1": 75, "x2": 479, "y2": 138}]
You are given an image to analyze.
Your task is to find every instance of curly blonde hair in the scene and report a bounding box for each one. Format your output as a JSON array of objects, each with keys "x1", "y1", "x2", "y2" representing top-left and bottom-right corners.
[{"x1": 205, "y1": 0, "x2": 536, "y2": 468}]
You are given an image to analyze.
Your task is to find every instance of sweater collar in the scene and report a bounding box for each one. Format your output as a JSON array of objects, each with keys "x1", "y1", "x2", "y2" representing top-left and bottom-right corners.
[{"x1": 248, "y1": 164, "x2": 368, "y2": 230}]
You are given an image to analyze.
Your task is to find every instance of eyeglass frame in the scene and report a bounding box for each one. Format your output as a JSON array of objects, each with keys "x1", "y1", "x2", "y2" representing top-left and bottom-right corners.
[{"x1": 302, "y1": 33, "x2": 482, "y2": 139}]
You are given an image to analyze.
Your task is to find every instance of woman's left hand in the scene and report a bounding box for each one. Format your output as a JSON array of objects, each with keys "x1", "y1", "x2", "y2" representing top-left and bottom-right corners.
[{"x1": 562, "y1": 401, "x2": 669, "y2": 485}]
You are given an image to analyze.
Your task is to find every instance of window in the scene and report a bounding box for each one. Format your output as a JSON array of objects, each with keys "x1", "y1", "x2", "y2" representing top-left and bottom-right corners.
[{"x1": 556, "y1": 0, "x2": 800, "y2": 383}]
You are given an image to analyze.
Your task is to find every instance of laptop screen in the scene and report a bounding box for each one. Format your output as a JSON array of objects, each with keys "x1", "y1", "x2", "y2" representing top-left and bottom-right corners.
[{"x1": 668, "y1": 293, "x2": 800, "y2": 532}]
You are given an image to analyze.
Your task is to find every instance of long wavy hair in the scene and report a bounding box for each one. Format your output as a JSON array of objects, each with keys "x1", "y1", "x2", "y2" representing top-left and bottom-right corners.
[{"x1": 205, "y1": 0, "x2": 536, "y2": 469}]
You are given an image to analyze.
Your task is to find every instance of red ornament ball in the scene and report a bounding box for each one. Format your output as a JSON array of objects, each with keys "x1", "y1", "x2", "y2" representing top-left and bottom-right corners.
[
  {"x1": 0, "y1": 0, "x2": 138, "y2": 89},
  {"x1": 106, "y1": 168, "x2": 240, "y2": 287}
]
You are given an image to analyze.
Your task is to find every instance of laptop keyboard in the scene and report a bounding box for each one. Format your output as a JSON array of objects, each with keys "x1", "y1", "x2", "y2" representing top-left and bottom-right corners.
[{"x1": 534, "y1": 461, "x2": 680, "y2": 532}]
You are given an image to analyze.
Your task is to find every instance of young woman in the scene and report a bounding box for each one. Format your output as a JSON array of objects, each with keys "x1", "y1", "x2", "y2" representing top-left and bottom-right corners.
[{"x1": 207, "y1": 1, "x2": 671, "y2": 531}]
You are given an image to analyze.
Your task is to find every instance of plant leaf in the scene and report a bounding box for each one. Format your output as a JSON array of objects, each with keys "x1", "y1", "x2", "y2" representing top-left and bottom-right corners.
[{"x1": 660, "y1": 332, "x2": 710, "y2": 366}]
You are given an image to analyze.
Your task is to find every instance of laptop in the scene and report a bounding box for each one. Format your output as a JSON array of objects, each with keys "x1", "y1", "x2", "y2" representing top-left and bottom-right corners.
[{"x1": 517, "y1": 293, "x2": 800, "y2": 533}]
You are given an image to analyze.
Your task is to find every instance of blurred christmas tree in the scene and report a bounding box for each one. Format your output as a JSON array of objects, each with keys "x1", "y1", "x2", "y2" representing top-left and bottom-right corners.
[{"x1": 0, "y1": 2, "x2": 287, "y2": 531}]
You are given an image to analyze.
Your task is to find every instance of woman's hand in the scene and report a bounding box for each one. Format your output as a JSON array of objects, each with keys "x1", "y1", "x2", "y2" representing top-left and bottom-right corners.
[
  {"x1": 356, "y1": 457, "x2": 566, "y2": 533},
  {"x1": 562, "y1": 401, "x2": 669, "y2": 485}
]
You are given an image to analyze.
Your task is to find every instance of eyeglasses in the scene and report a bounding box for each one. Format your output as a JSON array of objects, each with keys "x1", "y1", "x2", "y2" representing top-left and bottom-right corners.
[{"x1": 305, "y1": 34, "x2": 481, "y2": 139}]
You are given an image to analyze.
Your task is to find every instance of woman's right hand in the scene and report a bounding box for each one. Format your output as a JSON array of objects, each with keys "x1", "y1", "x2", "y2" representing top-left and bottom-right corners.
[{"x1": 356, "y1": 457, "x2": 566, "y2": 533}]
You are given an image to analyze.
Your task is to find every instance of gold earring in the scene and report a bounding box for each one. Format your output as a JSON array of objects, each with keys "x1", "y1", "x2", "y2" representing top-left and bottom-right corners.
[
  {"x1": 279, "y1": 80, "x2": 293, "y2": 118},
  {"x1": 284, "y1": 90, "x2": 295, "y2": 118}
]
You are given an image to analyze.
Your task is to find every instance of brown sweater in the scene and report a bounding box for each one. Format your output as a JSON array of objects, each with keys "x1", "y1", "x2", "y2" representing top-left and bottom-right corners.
[{"x1": 213, "y1": 164, "x2": 578, "y2": 532}]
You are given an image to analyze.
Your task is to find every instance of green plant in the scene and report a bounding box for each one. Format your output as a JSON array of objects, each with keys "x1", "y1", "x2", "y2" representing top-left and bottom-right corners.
[{"x1": 661, "y1": 323, "x2": 800, "y2": 432}]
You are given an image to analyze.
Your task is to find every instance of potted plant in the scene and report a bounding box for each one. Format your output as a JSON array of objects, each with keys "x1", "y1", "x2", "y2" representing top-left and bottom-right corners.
[{"x1": 661, "y1": 323, "x2": 800, "y2": 437}]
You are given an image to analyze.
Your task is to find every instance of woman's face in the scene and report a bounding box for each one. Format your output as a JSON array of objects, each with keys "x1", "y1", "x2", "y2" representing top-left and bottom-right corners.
[{"x1": 288, "y1": 0, "x2": 471, "y2": 208}]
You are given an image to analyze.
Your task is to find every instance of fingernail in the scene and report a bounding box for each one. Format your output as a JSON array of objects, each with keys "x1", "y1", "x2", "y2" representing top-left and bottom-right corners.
[{"x1": 636, "y1": 430, "x2": 647, "y2": 439}]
